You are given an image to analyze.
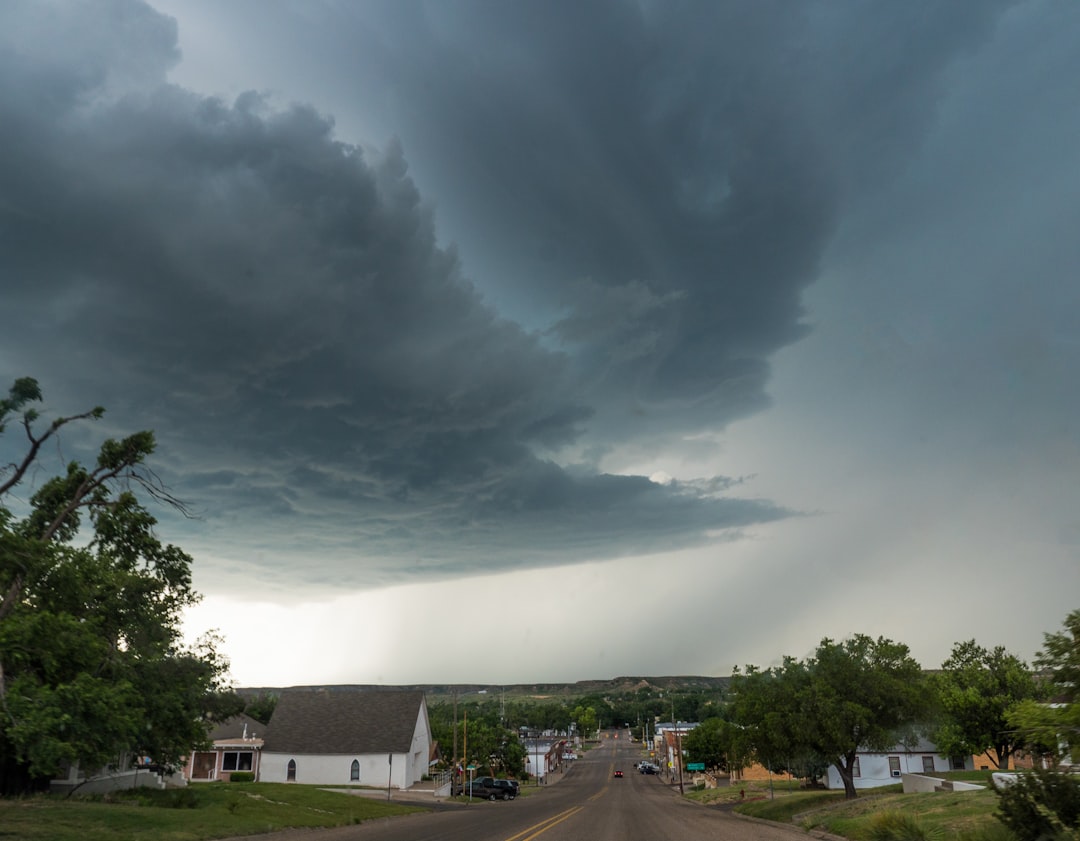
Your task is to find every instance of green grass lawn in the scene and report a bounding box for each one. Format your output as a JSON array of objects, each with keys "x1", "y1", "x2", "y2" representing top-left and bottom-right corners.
[
  {"x1": 0, "y1": 783, "x2": 424, "y2": 841},
  {"x1": 684, "y1": 777, "x2": 839, "y2": 808},
  {"x1": 720, "y1": 778, "x2": 1011, "y2": 841}
]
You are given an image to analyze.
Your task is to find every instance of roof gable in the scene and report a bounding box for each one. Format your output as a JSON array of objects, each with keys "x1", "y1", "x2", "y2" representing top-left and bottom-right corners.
[
  {"x1": 208, "y1": 713, "x2": 264, "y2": 742},
  {"x1": 263, "y1": 688, "x2": 426, "y2": 755}
]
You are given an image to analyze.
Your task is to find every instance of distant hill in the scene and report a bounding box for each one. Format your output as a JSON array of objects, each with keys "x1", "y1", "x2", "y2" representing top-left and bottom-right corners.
[{"x1": 239, "y1": 675, "x2": 730, "y2": 702}]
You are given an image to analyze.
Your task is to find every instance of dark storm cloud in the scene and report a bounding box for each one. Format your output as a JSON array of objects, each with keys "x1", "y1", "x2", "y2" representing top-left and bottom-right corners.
[
  {"x1": 0, "y1": 0, "x2": 1016, "y2": 591},
  {"x1": 300, "y1": 0, "x2": 1013, "y2": 440},
  {"x1": 371, "y1": 1, "x2": 833, "y2": 410}
]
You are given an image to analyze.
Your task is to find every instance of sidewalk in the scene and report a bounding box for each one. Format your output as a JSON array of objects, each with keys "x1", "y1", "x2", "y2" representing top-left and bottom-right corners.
[
  {"x1": 327, "y1": 780, "x2": 452, "y2": 805},
  {"x1": 412, "y1": 768, "x2": 574, "y2": 803},
  {"x1": 329, "y1": 768, "x2": 568, "y2": 805}
]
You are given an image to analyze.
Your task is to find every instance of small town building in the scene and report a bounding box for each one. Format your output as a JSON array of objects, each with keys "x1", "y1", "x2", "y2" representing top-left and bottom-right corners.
[
  {"x1": 185, "y1": 713, "x2": 264, "y2": 782},
  {"x1": 824, "y1": 739, "x2": 973, "y2": 791},
  {"x1": 260, "y1": 687, "x2": 432, "y2": 788}
]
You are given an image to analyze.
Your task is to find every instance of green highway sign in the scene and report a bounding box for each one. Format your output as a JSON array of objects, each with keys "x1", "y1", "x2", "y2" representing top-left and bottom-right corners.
[{"x1": 687, "y1": 763, "x2": 705, "y2": 771}]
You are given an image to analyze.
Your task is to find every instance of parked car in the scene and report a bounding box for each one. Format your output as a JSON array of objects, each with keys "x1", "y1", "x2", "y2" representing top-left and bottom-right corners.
[
  {"x1": 491, "y1": 779, "x2": 518, "y2": 799},
  {"x1": 466, "y1": 777, "x2": 513, "y2": 800}
]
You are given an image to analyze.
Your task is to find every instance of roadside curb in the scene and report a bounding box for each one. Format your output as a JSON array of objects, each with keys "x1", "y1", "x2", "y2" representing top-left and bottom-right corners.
[{"x1": 728, "y1": 810, "x2": 848, "y2": 841}]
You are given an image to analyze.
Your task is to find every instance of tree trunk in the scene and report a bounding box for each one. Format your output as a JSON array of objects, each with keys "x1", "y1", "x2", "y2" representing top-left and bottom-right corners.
[{"x1": 835, "y1": 756, "x2": 859, "y2": 799}]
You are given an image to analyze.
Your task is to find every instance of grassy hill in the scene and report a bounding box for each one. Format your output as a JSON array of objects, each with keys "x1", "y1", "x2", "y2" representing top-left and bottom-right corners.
[{"x1": 240, "y1": 675, "x2": 730, "y2": 702}]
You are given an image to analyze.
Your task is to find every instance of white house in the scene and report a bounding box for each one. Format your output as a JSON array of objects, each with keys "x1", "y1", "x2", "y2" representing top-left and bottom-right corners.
[
  {"x1": 825, "y1": 738, "x2": 973, "y2": 791},
  {"x1": 260, "y1": 687, "x2": 432, "y2": 788},
  {"x1": 523, "y1": 737, "x2": 564, "y2": 780}
]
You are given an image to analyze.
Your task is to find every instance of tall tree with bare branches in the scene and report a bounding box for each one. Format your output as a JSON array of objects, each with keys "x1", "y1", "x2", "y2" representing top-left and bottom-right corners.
[{"x1": 0, "y1": 378, "x2": 234, "y2": 793}]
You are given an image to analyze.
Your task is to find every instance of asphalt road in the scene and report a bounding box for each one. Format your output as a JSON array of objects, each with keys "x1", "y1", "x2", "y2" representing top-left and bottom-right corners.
[{"x1": 222, "y1": 732, "x2": 810, "y2": 841}]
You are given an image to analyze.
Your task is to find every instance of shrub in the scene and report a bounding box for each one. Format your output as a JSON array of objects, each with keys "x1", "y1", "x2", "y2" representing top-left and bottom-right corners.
[
  {"x1": 130, "y1": 788, "x2": 200, "y2": 809},
  {"x1": 994, "y1": 769, "x2": 1080, "y2": 841},
  {"x1": 229, "y1": 772, "x2": 255, "y2": 783},
  {"x1": 866, "y1": 810, "x2": 943, "y2": 841},
  {"x1": 165, "y1": 788, "x2": 200, "y2": 809},
  {"x1": 954, "y1": 824, "x2": 1019, "y2": 841}
]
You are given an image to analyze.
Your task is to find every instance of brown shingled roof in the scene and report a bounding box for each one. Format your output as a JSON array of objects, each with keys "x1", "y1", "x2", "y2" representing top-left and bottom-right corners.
[
  {"x1": 208, "y1": 714, "x2": 264, "y2": 742},
  {"x1": 263, "y1": 688, "x2": 426, "y2": 754}
]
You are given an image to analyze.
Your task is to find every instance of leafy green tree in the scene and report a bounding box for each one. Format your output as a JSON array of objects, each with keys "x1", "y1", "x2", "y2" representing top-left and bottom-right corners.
[
  {"x1": 1040, "y1": 609, "x2": 1080, "y2": 692},
  {"x1": 0, "y1": 379, "x2": 230, "y2": 793},
  {"x1": 572, "y1": 705, "x2": 598, "y2": 738},
  {"x1": 994, "y1": 609, "x2": 1080, "y2": 839},
  {"x1": 461, "y1": 716, "x2": 523, "y2": 776},
  {"x1": 931, "y1": 639, "x2": 1042, "y2": 769},
  {"x1": 536, "y1": 702, "x2": 571, "y2": 731},
  {"x1": 1005, "y1": 699, "x2": 1067, "y2": 764},
  {"x1": 427, "y1": 700, "x2": 525, "y2": 776},
  {"x1": 730, "y1": 635, "x2": 929, "y2": 799},
  {"x1": 727, "y1": 660, "x2": 809, "y2": 775},
  {"x1": 1035, "y1": 608, "x2": 1080, "y2": 762},
  {"x1": 682, "y1": 717, "x2": 731, "y2": 772},
  {"x1": 427, "y1": 704, "x2": 452, "y2": 763},
  {"x1": 1007, "y1": 608, "x2": 1080, "y2": 765},
  {"x1": 995, "y1": 766, "x2": 1080, "y2": 840},
  {"x1": 503, "y1": 699, "x2": 571, "y2": 733},
  {"x1": 243, "y1": 692, "x2": 279, "y2": 726},
  {"x1": 780, "y1": 752, "x2": 830, "y2": 786}
]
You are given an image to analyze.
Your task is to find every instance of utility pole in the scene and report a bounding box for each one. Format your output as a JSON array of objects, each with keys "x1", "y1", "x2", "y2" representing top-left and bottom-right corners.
[
  {"x1": 671, "y1": 700, "x2": 684, "y2": 795},
  {"x1": 452, "y1": 689, "x2": 458, "y2": 767}
]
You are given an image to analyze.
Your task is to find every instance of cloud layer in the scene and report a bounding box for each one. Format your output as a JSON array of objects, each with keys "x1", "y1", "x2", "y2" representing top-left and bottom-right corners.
[
  {"x1": 3, "y1": 1, "x2": 1077, "y2": 685},
  {"x1": 0, "y1": 0, "x2": 845, "y2": 591}
]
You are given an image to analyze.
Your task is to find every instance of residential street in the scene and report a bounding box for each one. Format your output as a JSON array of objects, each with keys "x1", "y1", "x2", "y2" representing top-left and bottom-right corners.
[{"x1": 216, "y1": 734, "x2": 813, "y2": 841}]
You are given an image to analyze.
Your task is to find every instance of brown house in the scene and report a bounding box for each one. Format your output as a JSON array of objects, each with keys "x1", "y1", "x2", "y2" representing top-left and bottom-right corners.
[{"x1": 185, "y1": 713, "x2": 265, "y2": 782}]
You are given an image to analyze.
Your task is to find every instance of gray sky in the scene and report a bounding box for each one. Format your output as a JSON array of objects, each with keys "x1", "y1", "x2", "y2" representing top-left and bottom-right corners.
[{"x1": 1, "y1": 0, "x2": 1076, "y2": 687}]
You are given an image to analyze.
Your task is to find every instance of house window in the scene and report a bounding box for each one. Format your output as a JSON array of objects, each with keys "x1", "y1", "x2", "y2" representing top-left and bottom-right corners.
[
  {"x1": 921, "y1": 756, "x2": 935, "y2": 773},
  {"x1": 852, "y1": 757, "x2": 861, "y2": 778},
  {"x1": 222, "y1": 752, "x2": 254, "y2": 772},
  {"x1": 950, "y1": 756, "x2": 966, "y2": 771},
  {"x1": 351, "y1": 760, "x2": 360, "y2": 782},
  {"x1": 287, "y1": 759, "x2": 296, "y2": 782},
  {"x1": 889, "y1": 756, "x2": 901, "y2": 777}
]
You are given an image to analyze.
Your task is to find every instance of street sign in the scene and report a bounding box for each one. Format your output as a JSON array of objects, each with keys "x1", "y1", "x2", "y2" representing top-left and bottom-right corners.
[
  {"x1": 687, "y1": 763, "x2": 705, "y2": 771},
  {"x1": 466, "y1": 765, "x2": 476, "y2": 770}
]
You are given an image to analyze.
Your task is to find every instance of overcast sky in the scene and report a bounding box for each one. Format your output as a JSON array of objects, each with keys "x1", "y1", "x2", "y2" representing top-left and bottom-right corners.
[{"x1": 2, "y1": 0, "x2": 1077, "y2": 688}]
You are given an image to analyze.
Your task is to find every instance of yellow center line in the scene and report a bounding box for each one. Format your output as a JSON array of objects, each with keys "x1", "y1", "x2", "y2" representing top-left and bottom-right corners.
[{"x1": 503, "y1": 806, "x2": 585, "y2": 841}]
